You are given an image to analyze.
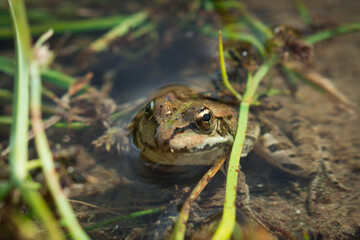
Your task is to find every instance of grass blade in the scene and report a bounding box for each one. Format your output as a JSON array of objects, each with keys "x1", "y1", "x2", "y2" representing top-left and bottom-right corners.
[
  {"x1": 0, "y1": 182, "x2": 12, "y2": 202},
  {"x1": 0, "y1": 15, "x2": 129, "y2": 39},
  {"x1": 30, "y1": 37, "x2": 89, "y2": 239},
  {"x1": 214, "y1": 1, "x2": 273, "y2": 40},
  {"x1": 213, "y1": 34, "x2": 276, "y2": 238},
  {"x1": 218, "y1": 31, "x2": 242, "y2": 100},
  {"x1": 293, "y1": 0, "x2": 311, "y2": 26},
  {"x1": 87, "y1": 11, "x2": 148, "y2": 53},
  {"x1": 84, "y1": 208, "x2": 163, "y2": 232},
  {"x1": 303, "y1": 22, "x2": 360, "y2": 44},
  {"x1": 8, "y1": 0, "x2": 31, "y2": 185},
  {"x1": 20, "y1": 187, "x2": 64, "y2": 240},
  {"x1": 0, "y1": 115, "x2": 89, "y2": 129},
  {"x1": 201, "y1": 26, "x2": 266, "y2": 58},
  {"x1": 8, "y1": 0, "x2": 64, "y2": 239},
  {"x1": 0, "y1": 56, "x2": 76, "y2": 89}
]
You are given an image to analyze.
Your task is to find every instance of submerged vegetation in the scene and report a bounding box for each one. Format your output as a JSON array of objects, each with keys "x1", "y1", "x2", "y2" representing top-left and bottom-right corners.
[{"x1": 0, "y1": 0, "x2": 359, "y2": 239}]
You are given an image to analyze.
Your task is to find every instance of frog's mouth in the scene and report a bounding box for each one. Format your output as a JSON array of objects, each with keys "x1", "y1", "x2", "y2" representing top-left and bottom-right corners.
[
  {"x1": 137, "y1": 134, "x2": 234, "y2": 165},
  {"x1": 143, "y1": 143, "x2": 231, "y2": 165},
  {"x1": 166, "y1": 132, "x2": 234, "y2": 152}
]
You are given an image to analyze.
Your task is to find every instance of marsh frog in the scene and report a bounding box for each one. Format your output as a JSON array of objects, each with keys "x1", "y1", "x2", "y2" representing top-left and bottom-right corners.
[
  {"x1": 131, "y1": 85, "x2": 247, "y2": 166},
  {"x1": 95, "y1": 84, "x2": 347, "y2": 220},
  {"x1": 127, "y1": 85, "x2": 348, "y2": 215},
  {"x1": 131, "y1": 85, "x2": 343, "y2": 179}
]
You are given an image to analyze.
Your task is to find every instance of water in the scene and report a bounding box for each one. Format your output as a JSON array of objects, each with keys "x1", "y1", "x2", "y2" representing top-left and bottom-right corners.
[{"x1": 1, "y1": 0, "x2": 359, "y2": 239}]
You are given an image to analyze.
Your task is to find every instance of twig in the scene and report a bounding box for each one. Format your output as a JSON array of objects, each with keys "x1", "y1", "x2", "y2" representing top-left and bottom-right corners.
[{"x1": 171, "y1": 155, "x2": 227, "y2": 240}]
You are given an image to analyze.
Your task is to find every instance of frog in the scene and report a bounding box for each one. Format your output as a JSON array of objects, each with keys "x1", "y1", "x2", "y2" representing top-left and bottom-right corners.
[
  {"x1": 128, "y1": 85, "x2": 348, "y2": 210},
  {"x1": 131, "y1": 85, "x2": 246, "y2": 166},
  {"x1": 130, "y1": 85, "x2": 336, "y2": 176},
  {"x1": 94, "y1": 84, "x2": 347, "y2": 226}
]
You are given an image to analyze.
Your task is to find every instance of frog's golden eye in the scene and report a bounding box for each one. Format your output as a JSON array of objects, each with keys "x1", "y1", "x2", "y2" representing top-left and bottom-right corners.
[
  {"x1": 144, "y1": 101, "x2": 154, "y2": 118},
  {"x1": 195, "y1": 107, "x2": 215, "y2": 132}
]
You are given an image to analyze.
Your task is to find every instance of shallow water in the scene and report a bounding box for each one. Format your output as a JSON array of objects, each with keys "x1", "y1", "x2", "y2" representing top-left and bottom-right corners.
[
  {"x1": 64, "y1": 1, "x2": 360, "y2": 239},
  {"x1": 1, "y1": 0, "x2": 360, "y2": 239}
]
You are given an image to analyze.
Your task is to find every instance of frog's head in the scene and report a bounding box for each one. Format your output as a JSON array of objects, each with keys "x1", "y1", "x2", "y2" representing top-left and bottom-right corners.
[{"x1": 131, "y1": 90, "x2": 238, "y2": 166}]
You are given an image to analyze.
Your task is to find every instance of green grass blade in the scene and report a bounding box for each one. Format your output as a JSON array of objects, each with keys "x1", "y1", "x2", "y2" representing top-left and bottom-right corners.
[
  {"x1": 212, "y1": 102, "x2": 250, "y2": 240},
  {"x1": 84, "y1": 208, "x2": 162, "y2": 232},
  {"x1": 21, "y1": 186, "x2": 64, "y2": 240},
  {"x1": 8, "y1": 0, "x2": 31, "y2": 184},
  {"x1": 214, "y1": 1, "x2": 273, "y2": 40},
  {"x1": 221, "y1": 30, "x2": 266, "y2": 58},
  {"x1": 0, "y1": 15, "x2": 129, "y2": 39},
  {"x1": 245, "y1": 57, "x2": 277, "y2": 99},
  {"x1": 88, "y1": 11, "x2": 148, "y2": 53},
  {"x1": 0, "y1": 115, "x2": 12, "y2": 125},
  {"x1": 293, "y1": 0, "x2": 311, "y2": 26},
  {"x1": 303, "y1": 22, "x2": 360, "y2": 44},
  {"x1": 30, "y1": 49, "x2": 89, "y2": 240},
  {"x1": 0, "y1": 56, "x2": 76, "y2": 89},
  {"x1": 213, "y1": 55, "x2": 276, "y2": 239},
  {"x1": 0, "y1": 88, "x2": 13, "y2": 101},
  {"x1": 8, "y1": 0, "x2": 64, "y2": 239},
  {"x1": 0, "y1": 181, "x2": 12, "y2": 202},
  {"x1": 0, "y1": 56, "x2": 16, "y2": 75},
  {"x1": 0, "y1": 115, "x2": 89, "y2": 129},
  {"x1": 218, "y1": 31, "x2": 242, "y2": 100},
  {"x1": 201, "y1": 26, "x2": 266, "y2": 58},
  {"x1": 41, "y1": 68, "x2": 76, "y2": 89}
]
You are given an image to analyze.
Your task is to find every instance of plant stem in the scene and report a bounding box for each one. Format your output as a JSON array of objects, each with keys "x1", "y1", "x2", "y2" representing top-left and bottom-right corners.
[
  {"x1": 303, "y1": 22, "x2": 360, "y2": 44},
  {"x1": 20, "y1": 186, "x2": 64, "y2": 240},
  {"x1": 218, "y1": 31, "x2": 242, "y2": 100},
  {"x1": 214, "y1": 1, "x2": 273, "y2": 40},
  {"x1": 213, "y1": 57, "x2": 276, "y2": 240},
  {"x1": 88, "y1": 11, "x2": 148, "y2": 52},
  {"x1": 293, "y1": 0, "x2": 311, "y2": 26},
  {"x1": 0, "y1": 182, "x2": 12, "y2": 202},
  {"x1": 0, "y1": 15, "x2": 129, "y2": 39},
  {"x1": 8, "y1": 1, "x2": 64, "y2": 239},
  {"x1": 0, "y1": 115, "x2": 89, "y2": 129},
  {"x1": 84, "y1": 207, "x2": 163, "y2": 232},
  {"x1": 30, "y1": 51, "x2": 89, "y2": 240},
  {"x1": 212, "y1": 102, "x2": 249, "y2": 240},
  {"x1": 201, "y1": 26, "x2": 266, "y2": 57},
  {"x1": 8, "y1": 0, "x2": 31, "y2": 184},
  {"x1": 0, "y1": 56, "x2": 76, "y2": 89}
]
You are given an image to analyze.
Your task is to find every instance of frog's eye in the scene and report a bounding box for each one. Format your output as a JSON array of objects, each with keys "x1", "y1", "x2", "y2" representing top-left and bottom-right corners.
[
  {"x1": 144, "y1": 101, "x2": 154, "y2": 118},
  {"x1": 195, "y1": 107, "x2": 215, "y2": 132}
]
